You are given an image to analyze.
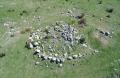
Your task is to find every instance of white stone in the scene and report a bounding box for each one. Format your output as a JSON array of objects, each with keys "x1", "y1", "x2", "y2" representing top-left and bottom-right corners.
[
  {"x1": 59, "y1": 64, "x2": 63, "y2": 67},
  {"x1": 63, "y1": 53, "x2": 68, "y2": 58},
  {"x1": 28, "y1": 37, "x2": 33, "y2": 42},
  {"x1": 34, "y1": 42, "x2": 39, "y2": 46},
  {"x1": 52, "y1": 57, "x2": 56, "y2": 61},
  {"x1": 72, "y1": 55, "x2": 78, "y2": 59},
  {"x1": 82, "y1": 44, "x2": 88, "y2": 48},
  {"x1": 35, "y1": 35, "x2": 39, "y2": 40},
  {"x1": 35, "y1": 62, "x2": 40, "y2": 65},
  {"x1": 60, "y1": 58, "x2": 65, "y2": 63},
  {"x1": 35, "y1": 49, "x2": 40, "y2": 53},
  {"x1": 54, "y1": 54, "x2": 58, "y2": 57},
  {"x1": 94, "y1": 50, "x2": 99, "y2": 53},
  {"x1": 78, "y1": 53, "x2": 82, "y2": 58},
  {"x1": 67, "y1": 56, "x2": 73, "y2": 60},
  {"x1": 29, "y1": 43, "x2": 33, "y2": 49},
  {"x1": 48, "y1": 56, "x2": 52, "y2": 60}
]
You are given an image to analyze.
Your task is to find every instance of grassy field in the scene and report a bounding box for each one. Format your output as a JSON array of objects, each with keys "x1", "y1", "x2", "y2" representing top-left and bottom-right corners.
[{"x1": 0, "y1": 0, "x2": 120, "y2": 78}]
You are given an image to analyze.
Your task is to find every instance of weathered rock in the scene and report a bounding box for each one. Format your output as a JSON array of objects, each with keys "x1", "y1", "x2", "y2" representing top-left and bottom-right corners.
[
  {"x1": 78, "y1": 53, "x2": 82, "y2": 58},
  {"x1": 41, "y1": 55, "x2": 48, "y2": 60},
  {"x1": 72, "y1": 55, "x2": 78, "y2": 59},
  {"x1": 26, "y1": 42, "x2": 33, "y2": 49},
  {"x1": 35, "y1": 49, "x2": 41, "y2": 53},
  {"x1": 48, "y1": 56, "x2": 52, "y2": 60},
  {"x1": 60, "y1": 58, "x2": 65, "y2": 63},
  {"x1": 67, "y1": 56, "x2": 73, "y2": 60},
  {"x1": 54, "y1": 53, "x2": 58, "y2": 57},
  {"x1": 35, "y1": 61, "x2": 40, "y2": 65},
  {"x1": 94, "y1": 50, "x2": 99, "y2": 53},
  {"x1": 50, "y1": 57, "x2": 56, "y2": 62},
  {"x1": 82, "y1": 43, "x2": 88, "y2": 48},
  {"x1": 105, "y1": 32, "x2": 110, "y2": 36},
  {"x1": 33, "y1": 42, "x2": 39, "y2": 47},
  {"x1": 56, "y1": 58, "x2": 60, "y2": 63},
  {"x1": 59, "y1": 64, "x2": 63, "y2": 67}
]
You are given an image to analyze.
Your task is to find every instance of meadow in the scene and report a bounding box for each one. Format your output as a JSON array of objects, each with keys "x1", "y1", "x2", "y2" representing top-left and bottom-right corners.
[{"x1": 0, "y1": 0, "x2": 120, "y2": 78}]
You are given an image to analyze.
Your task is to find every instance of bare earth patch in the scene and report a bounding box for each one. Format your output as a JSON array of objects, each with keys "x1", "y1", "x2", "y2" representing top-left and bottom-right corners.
[{"x1": 93, "y1": 30, "x2": 109, "y2": 46}]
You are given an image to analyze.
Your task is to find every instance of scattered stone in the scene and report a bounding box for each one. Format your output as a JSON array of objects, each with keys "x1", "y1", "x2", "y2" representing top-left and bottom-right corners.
[
  {"x1": 25, "y1": 21, "x2": 98, "y2": 66},
  {"x1": 59, "y1": 64, "x2": 63, "y2": 67},
  {"x1": 63, "y1": 53, "x2": 68, "y2": 58},
  {"x1": 94, "y1": 50, "x2": 99, "y2": 53},
  {"x1": 67, "y1": 9, "x2": 73, "y2": 14},
  {"x1": 35, "y1": 61, "x2": 40, "y2": 65},
  {"x1": 48, "y1": 56, "x2": 52, "y2": 60},
  {"x1": 25, "y1": 42, "x2": 33, "y2": 49},
  {"x1": 60, "y1": 58, "x2": 65, "y2": 63},
  {"x1": 82, "y1": 43, "x2": 88, "y2": 48},
  {"x1": 50, "y1": 57, "x2": 56, "y2": 63},
  {"x1": 104, "y1": 32, "x2": 110, "y2": 36},
  {"x1": 33, "y1": 42, "x2": 39, "y2": 47},
  {"x1": 72, "y1": 55, "x2": 78, "y2": 59},
  {"x1": 78, "y1": 53, "x2": 82, "y2": 58},
  {"x1": 67, "y1": 56, "x2": 73, "y2": 60},
  {"x1": 28, "y1": 37, "x2": 34, "y2": 42},
  {"x1": 41, "y1": 54, "x2": 48, "y2": 60},
  {"x1": 54, "y1": 54, "x2": 58, "y2": 57},
  {"x1": 56, "y1": 58, "x2": 61, "y2": 64},
  {"x1": 10, "y1": 33, "x2": 15, "y2": 37},
  {"x1": 35, "y1": 49, "x2": 41, "y2": 53}
]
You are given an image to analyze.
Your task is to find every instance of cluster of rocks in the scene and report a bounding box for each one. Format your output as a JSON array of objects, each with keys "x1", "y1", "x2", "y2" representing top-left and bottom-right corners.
[
  {"x1": 96, "y1": 28, "x2": 112, "y2": 38},
  {"x1": 25, "y1": 21, "x2": 97, "y2": 67},
  {"x1": 3, "y1": 21, "x2": 17, "y2": 37},
  {"x1": 26, "y1": 21, "x2": 83, "y2": 49}
]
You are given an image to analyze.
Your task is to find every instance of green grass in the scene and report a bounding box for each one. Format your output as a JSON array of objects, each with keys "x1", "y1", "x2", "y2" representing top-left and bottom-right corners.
[{"x1": 0, "y1": 0, "x2": 120, "y2": 78}]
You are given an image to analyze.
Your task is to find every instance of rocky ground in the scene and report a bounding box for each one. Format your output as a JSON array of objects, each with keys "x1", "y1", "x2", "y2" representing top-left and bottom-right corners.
[{"x1": 0, "y1": 0, "x2": 120, "y2": 78}]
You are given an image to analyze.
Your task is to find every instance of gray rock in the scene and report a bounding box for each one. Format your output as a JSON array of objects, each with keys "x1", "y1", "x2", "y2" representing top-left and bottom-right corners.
[
  {"x1": 72, "y1": 55, "x2": 78, "y2": 59},
  {"x1": 35, "y1": 61, "x2": 40, "y2": 65},
  {"x1": 29, "y1": 43, "x2": 34, "y2": 49},
  {"x1": 67, "y1": 56, "x2": 73, "y2": 60},
  {"x1": 59, "y1": 64, "x2": 63, "y2": 67},
  {"x1": 60, "y1": 58, "x2": 65, "y2": 63},
  {"x1": 34, "y1": 42, "x2": 39, "y2": 46}
]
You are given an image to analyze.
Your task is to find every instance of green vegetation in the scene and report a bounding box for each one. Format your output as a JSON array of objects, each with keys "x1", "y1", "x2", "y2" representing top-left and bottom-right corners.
[{"x1": 0, "y1": 0, "x2": 120, "y2": 78}]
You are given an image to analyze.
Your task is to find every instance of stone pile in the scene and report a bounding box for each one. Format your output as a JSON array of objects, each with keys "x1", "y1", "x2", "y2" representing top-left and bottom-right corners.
[{"x1": 25, "y1": 21, "x2": 98, "y2": 67}]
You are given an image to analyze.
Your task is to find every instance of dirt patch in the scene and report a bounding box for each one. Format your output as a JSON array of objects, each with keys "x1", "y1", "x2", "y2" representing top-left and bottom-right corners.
[{"x1": 93, "y1": 31, "x2": 109, "y2": 46}]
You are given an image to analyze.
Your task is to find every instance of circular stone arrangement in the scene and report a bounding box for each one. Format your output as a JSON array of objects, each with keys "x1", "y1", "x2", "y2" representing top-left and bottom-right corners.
[{"x1": 25, "y1": 21, "x2": 98, "y2": 66}]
